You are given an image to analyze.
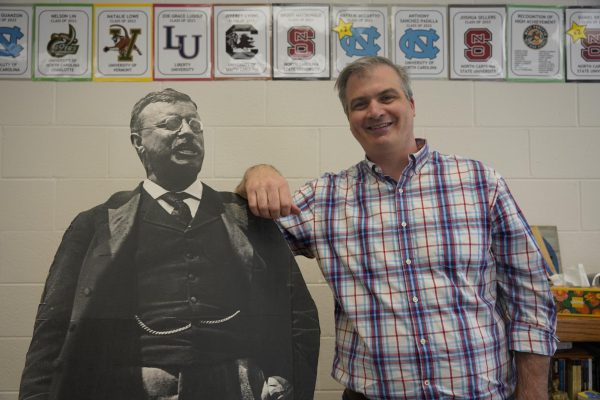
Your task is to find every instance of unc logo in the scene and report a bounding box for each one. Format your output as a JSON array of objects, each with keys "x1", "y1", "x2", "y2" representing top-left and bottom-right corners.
[
  {"x1": 0, "y1": 26, "x2": 24, "y2": 58},
  {"x1": 399, "y1": 28, "x2": 439, "y2": 60},
  {"x1": 340, "y1": 27, "x2": 381, "y2": 57}
]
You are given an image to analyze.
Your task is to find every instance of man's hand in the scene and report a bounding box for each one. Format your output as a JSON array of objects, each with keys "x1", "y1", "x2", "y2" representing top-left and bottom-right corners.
[
  {"x1": 236, "y1": 164, "x2": 300, "y2": 219},
  {"x1": 514, "y1": 352, "x2": 551, "y2": 400}
]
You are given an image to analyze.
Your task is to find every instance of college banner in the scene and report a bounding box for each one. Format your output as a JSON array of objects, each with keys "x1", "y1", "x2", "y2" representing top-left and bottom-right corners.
[
  {"x1": 33, "y1": 4, "x2": 92, "y2": 81},
  {"x1": 507, "y1": 6, "x2": 564, "y2": 82},
  {"x1": 450, "y1": 6, "x2": 506, "y2": 80},
  {"x1": 392, "y1": 6, "x2": 447, "y2": 79},
  {"x1": 272, "y1": 5, "x2": 330, "y2": 80},
  {"x1": 94, "y1": 4, "x2": 152, "y2": 81},
  {"x1": 0, "y1": 5, "x2": 33, "y2": 79},
  {"x1": 213, "y1": 5, "x2": 271, "y2": 79},
  {"x1": 154, "y1": 4, "x2": 212, "y2": 80},
  {"x1": 566, "y1": 7, "x2": 600, "y2": 81},
  {"x1": 331, "y1": 6, "x2": 388, "y2": 78}
]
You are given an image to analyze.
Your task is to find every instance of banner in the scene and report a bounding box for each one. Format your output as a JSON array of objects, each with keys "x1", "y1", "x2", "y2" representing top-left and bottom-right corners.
[
  {"x1": 34, "y1": 4, "x2": 92, "y2": 80},
  {"x1": 450, "y1": 6, "x2": 506, "y2": 80},
  {"x1": 154, "y1": 4, "x2": 212, "y2": 80},
  {"x1": 566, "y1": 7, "x2": 600, "y2": 81},
  {"x1": 331, "y1": 6, "x2": 388, "y2": 78},
  {"x1": 507, "y1": 6, "x2": 564, "y2": 81},
  {"x1": 393, "y1": 6, "x2": 447, "y2": 79},
  {"x1": 0, "y1": 5, "x2": 33, "y2": 79},
  {"x1": 94, "y1": 4, "x2": 152, "y2": 81},
  {"x1": 272, "y1": 5, "x2": 330, "y2": 80},
  {"x1": 213, "y1": 5, "x2": 270, "y2": 79}
]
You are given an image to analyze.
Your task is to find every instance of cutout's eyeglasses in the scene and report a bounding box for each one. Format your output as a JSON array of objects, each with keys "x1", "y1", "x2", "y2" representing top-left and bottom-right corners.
[{"x1": 141, "y1": 115, "x2": 203, "y2": 135}]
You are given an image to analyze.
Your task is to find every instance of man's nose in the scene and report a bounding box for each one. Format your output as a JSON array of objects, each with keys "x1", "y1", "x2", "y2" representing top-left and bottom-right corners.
[
  {"x1": 366, "y1": 101, "x2": 384, "y2": 118},
  {"x1": 177, "y1": 119, "x2": 194, "y2": 135}
]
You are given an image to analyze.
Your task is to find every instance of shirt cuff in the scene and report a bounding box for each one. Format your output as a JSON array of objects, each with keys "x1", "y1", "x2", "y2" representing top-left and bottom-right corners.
[{"x1": 508, "y1": 321, "x2": 558, "y2": 356}]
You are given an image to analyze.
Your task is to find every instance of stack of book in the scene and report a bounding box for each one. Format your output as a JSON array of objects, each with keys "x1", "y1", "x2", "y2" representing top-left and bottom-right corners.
[{"x1": 552, "y1": 348, "x2": 598, "y2": 400}]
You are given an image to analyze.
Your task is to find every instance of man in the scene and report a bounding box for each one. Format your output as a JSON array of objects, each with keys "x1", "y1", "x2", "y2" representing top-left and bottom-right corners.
[
  {"x1": 239, "y1": 57, "x2": 556, "y2": 399},
  {"x1": 19, "y1": 89, "x2": 320, "y2": 400}
]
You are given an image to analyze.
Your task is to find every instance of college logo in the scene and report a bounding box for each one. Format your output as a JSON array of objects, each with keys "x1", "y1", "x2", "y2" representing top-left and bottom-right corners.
[
  {"x1": 582, "y1": 29, "x2": 600, "y2": 62},
  {"x1": 103, "y1": 24, "x2": 142, "y2": 62},
  {"x1": 464, "y1": 28, "x2": 492, "y2": 62},
  {"x1": 226, "y1": 24, "x2": 258, "y2": 59},
  {"x1": 163, "y1": 25, "x2": 201, "y2": 59},
  {"x1": 523, "y1": 25, "x2": 548, "y2": 50},
  {"x1": 0, "y1": 26, "x2": 24, "y2": 57},
  {"x1": 47, "y1": 24, "x2": 79, "y2": 57},
  {"x1": 287, "y1": 26, "x2": 315, "y2": 59},
  {"x1": 399, "y1": 28, "x2": 440, "y2": 59},
  {"x1": 333, "y1": 18, "x2": 381, "y2": 57}
]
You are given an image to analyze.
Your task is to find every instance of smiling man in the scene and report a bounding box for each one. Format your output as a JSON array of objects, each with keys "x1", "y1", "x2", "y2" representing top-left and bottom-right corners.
[
  {"x1": 239, "y1": 57, "x2": 557, "y2": 400},
  {"x1": 19, "y1": 89, "x2": 320, "y2": 400}
]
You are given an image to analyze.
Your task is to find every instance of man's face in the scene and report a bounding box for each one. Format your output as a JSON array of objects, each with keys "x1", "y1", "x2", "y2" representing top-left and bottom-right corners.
[
  {"x1": 345, "y1": 64, "x2": 416, "y2": 162},
  {"x1": 132, "y1": 101, "x2": 204, "y2": 187}
]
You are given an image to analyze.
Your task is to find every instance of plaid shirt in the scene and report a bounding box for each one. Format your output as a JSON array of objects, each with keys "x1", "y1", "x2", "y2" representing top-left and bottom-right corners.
[{"x1": 278, "y1": 140, "x2": 556, "y2": 399}]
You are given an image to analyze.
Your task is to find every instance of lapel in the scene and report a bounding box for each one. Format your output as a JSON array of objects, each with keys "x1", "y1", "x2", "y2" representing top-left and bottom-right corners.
[{"x1": 70, "y1": 187, "x2": 141, "y2": 321}]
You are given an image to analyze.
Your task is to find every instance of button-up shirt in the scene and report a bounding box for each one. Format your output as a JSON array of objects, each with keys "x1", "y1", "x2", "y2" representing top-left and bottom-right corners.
[{"x1": 278, "y1": 140, "x2": 556, "y2": 399}]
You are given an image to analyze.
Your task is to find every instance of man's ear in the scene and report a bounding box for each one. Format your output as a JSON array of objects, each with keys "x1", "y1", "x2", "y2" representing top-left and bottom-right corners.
[{"x1": 130, "y1": 132, "x2": 143, "y2": 152}]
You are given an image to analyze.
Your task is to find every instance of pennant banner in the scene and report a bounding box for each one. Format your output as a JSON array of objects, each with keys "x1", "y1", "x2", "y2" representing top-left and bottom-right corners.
[{"x1": 0, "y1": 5, "x2": 33, "y2": 79}]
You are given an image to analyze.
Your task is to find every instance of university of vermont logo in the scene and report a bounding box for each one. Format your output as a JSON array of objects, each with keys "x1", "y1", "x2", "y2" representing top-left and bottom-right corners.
[
  {"x1": 399, "y1": 28, "x2": 440, "y2": 59},
  {"x1": 0, "y1": 26, "x2": 24, "y2": 57},
  {"x1": 333, "y1": 18, "x2": 381, "y2": 57},
  {"x1": 163, "y1": 26, "x2": 201, "y2": 59},
  {"x1": 47, "y1": 24, "x2": 79, "y2": 58},
  {"x1": 103, "y1": 24, "x2": 142, "y2": 62}
]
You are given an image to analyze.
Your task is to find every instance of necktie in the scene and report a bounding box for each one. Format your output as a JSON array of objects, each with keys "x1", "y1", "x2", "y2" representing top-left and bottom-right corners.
[{"x1": 161, "y1": 192, "x2": 193, "y2": 226}]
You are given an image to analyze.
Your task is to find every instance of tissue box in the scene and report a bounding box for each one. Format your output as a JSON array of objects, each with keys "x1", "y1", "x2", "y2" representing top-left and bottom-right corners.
[
  {"x1": 551, "y1": 287, "x2": 600, "y2": 317},
  {"x1": 578, "y1": 391, "x2": 600, "y2": 399}
]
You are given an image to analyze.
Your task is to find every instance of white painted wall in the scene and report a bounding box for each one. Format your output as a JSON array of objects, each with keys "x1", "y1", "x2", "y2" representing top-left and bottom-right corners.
[{"x1": 1, "y1": 0, "x2": 599, "y2": 399}]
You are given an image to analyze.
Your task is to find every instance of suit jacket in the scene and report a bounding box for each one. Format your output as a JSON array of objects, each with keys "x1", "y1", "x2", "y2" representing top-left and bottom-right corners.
[{"x1": 19, "y1": 183, "x2": 320, "y2": 400}]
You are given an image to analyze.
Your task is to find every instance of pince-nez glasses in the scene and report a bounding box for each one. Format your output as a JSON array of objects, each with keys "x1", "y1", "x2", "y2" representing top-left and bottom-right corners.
[{"x1": 141, "y1": 115, "x2": 203, "y2": 134}]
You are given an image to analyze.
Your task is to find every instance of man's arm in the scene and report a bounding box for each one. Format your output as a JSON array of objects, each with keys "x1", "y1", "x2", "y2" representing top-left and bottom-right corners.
[
  {"x1": 19, "y1": 212, "x2": 95, "y2": 400},
  {"x1": 236, "y1": 164, "x2": 300, "y2": 219},
  {"x1": 514, "y1": 352, "x2": 551, "y2": 400}
]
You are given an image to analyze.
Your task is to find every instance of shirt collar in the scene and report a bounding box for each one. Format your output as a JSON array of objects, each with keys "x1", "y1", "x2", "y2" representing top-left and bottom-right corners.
[
  {"x1": 142, "y1": 177, "x2": 204, "y2": 201},
  {"x1": 363, "y1": 138, "x2": 430, "y2": 178}
]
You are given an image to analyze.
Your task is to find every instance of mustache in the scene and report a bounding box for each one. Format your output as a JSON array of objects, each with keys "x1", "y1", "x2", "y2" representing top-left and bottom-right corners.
[{"x1": 173, "y1": 139, "x2": 202, "y2": 152}]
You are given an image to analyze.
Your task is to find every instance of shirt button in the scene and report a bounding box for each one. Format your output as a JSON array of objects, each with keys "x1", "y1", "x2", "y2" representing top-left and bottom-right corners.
[
  {"x1": 420, "y1": 338, "x2": 427, "y2": 345},
  {"x1": 412, "y1": 296, "x2": 419, "y2": 303},
  {"x1": 398, "y1": 188, "x2": 404, "y2": 193},
  {"x1": 188, "y1": 273, "x2": 196, "y2": 280},
  {"x1": 401, "y1": 221, "x2": 407, "y2": 228},
  {"x1": 424, "y1": 380, "x2": 430, "y2": 386},
  {"x1": 189, "y1": 296, "x2": 198, "y2": 304},
  {"x1": 82, "y1": 287, "x2": 92, "y2": 296},
  {"x1": 406, "y1": 258, "x2": 412, "y2": 265}
]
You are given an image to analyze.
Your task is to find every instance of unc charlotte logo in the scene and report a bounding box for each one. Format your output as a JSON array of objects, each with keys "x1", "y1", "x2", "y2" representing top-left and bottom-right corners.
[
  {"x1": 103, "y1": 24, "x2": 142, "y2": 62},
  {"x1": 0, "y1": 26, "x2": 24, "y2": 58},
  {"x1": 399, "y1": 28, "x2": 440, "y2": 59},
  {"x1": 333, "y1": 18, "x2": 381, "y2": 57},
  {"x1": 47, "y1": 24, "x2": 79, "y2": 58}
]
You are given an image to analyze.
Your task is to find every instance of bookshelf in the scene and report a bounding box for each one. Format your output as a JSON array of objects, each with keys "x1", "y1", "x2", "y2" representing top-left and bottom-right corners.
[{"x1": 556, "y1": 316, "x2": 600, "y2": 342}]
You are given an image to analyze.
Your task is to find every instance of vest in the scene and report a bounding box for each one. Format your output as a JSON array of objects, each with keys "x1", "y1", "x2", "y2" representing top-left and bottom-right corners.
[{"x1": 134, "y1": 191, "x2": 253, "y2": 367}]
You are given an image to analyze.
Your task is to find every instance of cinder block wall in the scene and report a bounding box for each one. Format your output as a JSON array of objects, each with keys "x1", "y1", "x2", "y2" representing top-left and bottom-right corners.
[{"x1": 1, "y1": 0, "x2": 599, "y2": 399}]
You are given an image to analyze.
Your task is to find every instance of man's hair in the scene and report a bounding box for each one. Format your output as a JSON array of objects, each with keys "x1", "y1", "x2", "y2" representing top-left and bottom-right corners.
[
  {"x1": 335, "y1": 56, "x2": 413, "y2": 115},
  {"x1": 130, "y1": 88, "x2": 197, "y2": 132}
]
